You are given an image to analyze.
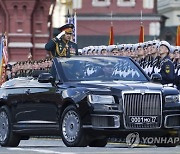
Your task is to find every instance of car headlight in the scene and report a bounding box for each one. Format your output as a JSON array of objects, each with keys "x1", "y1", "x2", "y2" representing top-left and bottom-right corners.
[
  {"x1": 88, "y1": 95, "x2": 115, "y2": 104},
  {"x1": 165, "y1": 95, "x2": 180, "y2": 103}
]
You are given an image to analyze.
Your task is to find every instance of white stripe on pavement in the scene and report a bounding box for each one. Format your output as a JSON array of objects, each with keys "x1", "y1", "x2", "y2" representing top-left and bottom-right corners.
[{"x1": 7, "y1": 148, "x2": 76, "y2": 154}]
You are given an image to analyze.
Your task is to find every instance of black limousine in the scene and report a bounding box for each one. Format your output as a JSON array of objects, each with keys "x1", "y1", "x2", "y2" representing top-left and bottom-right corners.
[{"x1": 0, "y1": 56, "x2": 180, "y2": 147}]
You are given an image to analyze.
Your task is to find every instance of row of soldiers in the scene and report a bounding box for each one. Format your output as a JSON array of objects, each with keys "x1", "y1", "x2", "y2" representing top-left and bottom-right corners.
[
  {"x1": 5, "y1": 58, "x2": 52, "y2": 80},
  {"x1": 78, "y1": 40, "x2": 180, "y2": 89}
]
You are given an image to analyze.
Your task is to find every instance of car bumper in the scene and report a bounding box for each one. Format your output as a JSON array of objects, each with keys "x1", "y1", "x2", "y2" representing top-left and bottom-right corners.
[{"x1": 82, "y1": 111, "x2": 180, "y2": 131}]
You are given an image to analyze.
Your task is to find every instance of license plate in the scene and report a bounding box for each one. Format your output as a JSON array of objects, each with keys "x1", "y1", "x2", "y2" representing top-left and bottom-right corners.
[{"x1": 128, "y1": 116, "x2": 157, "y2": 124}]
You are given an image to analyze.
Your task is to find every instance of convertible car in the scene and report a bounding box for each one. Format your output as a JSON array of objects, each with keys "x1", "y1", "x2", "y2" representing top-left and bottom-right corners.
[{"x1": 0, "y1": 56, "x2": 180, "y2": 147}]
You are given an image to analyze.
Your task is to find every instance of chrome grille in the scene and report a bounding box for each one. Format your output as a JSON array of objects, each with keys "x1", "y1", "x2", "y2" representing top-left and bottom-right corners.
[{"x1": 123, "y1": 91, "x2": 162, "y2": 129}]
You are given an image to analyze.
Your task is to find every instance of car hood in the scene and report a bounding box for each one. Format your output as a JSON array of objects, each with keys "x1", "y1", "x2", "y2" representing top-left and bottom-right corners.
[{"x1": 73, "y1": 80, "x2": 163, "y2": 92}]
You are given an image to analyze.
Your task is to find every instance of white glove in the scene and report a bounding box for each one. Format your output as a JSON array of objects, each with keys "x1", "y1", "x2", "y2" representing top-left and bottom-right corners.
[{"x1": 56, "y1": 31, "x2": 65, "y2": 39}]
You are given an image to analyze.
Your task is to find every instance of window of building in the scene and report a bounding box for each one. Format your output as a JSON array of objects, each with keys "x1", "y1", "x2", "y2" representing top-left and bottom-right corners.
[
  {"x1": 73, "y1": 0, "x2": 82, "y2": 9},
  {"x1": 143, "y1": 0, "x2": 154, "y2": 9},
  {"x1": 117, "y1": 0, "x2": 135, "y2": 7},
  {"x1": 17, "y1": 21, "x2": 23, "y2": 33},
  {"x1": 92, "y1": 0, "x2": 110, "y2": 7},
  {"x1": 149, "y1": 22, "x2": 160, "y2": 36}
]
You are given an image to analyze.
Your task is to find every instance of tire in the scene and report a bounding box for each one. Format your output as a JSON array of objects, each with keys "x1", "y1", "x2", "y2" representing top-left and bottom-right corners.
[
  {"x1": 60, "y1": 105, "x2": 87, "y2": 147},
  {"x1": 0, "y1": 106, "x2": 20, "y2": 147},
  {"x1": 89, "y1": 138, "x2": 108, "y2": 147}
]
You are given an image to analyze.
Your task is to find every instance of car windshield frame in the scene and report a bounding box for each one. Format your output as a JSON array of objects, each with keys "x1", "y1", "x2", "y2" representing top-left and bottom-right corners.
[{"x1": 55, "y1": 56, "x2": 149, "y2": 82}]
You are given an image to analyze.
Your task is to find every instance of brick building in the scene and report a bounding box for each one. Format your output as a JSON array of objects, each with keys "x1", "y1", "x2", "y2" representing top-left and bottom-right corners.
[{"x1": 0, "y1": 0, "x2": 53, "y2": 62}]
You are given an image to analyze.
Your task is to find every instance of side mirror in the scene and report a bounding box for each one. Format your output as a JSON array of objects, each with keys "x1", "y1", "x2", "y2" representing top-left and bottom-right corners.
[
  {"x1": 151, "y1": 73, "x2": 162, "y2": 83},
  {"x1": 38, "y1": 73, "x2": 54, "y2": 84}
]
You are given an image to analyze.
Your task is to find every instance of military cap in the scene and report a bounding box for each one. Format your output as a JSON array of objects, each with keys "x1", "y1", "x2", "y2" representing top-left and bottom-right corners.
[
  {"x1": 171, "y1": 46, "x2": 179, "y2": 53},
  {"x1": 107, "y1": 45, "x2": 118, "y2": 52},
  {"x1": 94, "y1": 46, "x2": 99, "y2": 52},
  {"x1": 99, "y1": 45, "x2": 107, "y2": 51},
  {"x1": 58, "y1": 24, "x2": 74, "y2": 33},
  {"x1": 152, "y1": 40, "x2": 160, "y2": 48},
  {"x1": 133, "y1": 43, "x2": 139, "y2": 51},
  {"x1": 78, "y1": 49, "x2": 83, "y2": 55},
  {"x1": 82, "y1": 47, "x2": 86, "y2": 54},
  {"x1": 89, "y1": 46, "x2": 95, "y2": 52},
  {"x1": 117, "y1": 44, "x2": 125, "y2": 50},
  {"x1": 83, "y1": 46, "x2": 90, "y2": 54},
  {"x1": 152, "y1": 40, "x2": 159, "y2": 45},
  {"x1": 147, "y1": 40, "x2": 153, "y2": 46},
  {"x1": 124, "y1": 44, "x2": 130, "y2": 51},
  {"x1": 137, "y1": 43, "x2": 144, "y2": 49},
  {"x1": 98, "y1": 45, "x2": 107, "y2": 54},
  {"x1": 5, "y1": 64, "x2": 12, "y2": 70},
  {"x1": 159, "y1": 40, "x2": 171, "y2": 52},
  {"x1": 125, "y1": 44, "x2": 133, "y2": 51}
]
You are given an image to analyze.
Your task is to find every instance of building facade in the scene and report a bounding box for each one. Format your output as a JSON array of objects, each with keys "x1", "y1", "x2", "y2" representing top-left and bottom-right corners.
[
  {"x1": 157, "y1": 0, "x2": 180, "y2": 44},
  {"x1": 0, "y1": 0, "x2": 53, "y2": 62},
  {"x1": 158, "y1": 0, "x2": 180, "y2": 26},
  {"x1": 72, "y1": 0, "x2": 161, "y2": 48}
]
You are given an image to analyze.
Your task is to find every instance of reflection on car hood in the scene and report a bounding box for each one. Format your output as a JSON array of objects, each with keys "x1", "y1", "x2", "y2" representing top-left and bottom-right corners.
[{"x1": 75, "y1": 80, "x2": 163, "y2": 91}]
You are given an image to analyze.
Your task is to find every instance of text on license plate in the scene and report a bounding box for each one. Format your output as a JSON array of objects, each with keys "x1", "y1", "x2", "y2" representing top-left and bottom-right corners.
[{"x1": 129, "y1": 116, "x2": 157, "y2": 123}]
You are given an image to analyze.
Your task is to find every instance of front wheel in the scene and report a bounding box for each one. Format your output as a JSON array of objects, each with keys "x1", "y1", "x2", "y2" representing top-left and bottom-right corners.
[
  {"x1": 60, "y1": 105, "x2": 87, "y2": 147},
  {"x1": 0, "y1": 106, "x2": 20, "y2": 147}
]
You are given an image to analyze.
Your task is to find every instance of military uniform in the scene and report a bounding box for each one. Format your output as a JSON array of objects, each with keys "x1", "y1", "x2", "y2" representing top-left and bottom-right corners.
[
  {"x1": 45, "y1": 37, "x2": 78, "y2": 58},
  {"x1": 159, "y1": 56, "x2": 175, "y2": 85},
  {"x1": 45, "y1": 24, "x2": 78, "y2": 58},
  {"x1": 151, "y1": 56, "x2": 160, "y2": 75}
]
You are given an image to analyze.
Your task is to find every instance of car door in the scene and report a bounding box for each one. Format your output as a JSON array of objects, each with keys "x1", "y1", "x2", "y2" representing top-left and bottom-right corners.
[
  {"x1": 21, "y1": 79, "x2": 61, "y2": 126},
  {"x1": 4, "y1": 78, "x2": 30, "y2": 123}
]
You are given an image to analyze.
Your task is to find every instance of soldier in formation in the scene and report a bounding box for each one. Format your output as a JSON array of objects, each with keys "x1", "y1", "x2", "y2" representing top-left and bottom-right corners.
[
  {"x1": 79, "y1": 40, "x2": 180, "y2": 89},
  {"x1": 6, "y1": 58, "x2": 52, "y2": 80}
]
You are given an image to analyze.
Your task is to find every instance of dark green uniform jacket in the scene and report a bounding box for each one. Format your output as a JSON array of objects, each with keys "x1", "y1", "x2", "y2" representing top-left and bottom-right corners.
[{"x1": 45, "y1": 37, "x2": 78, "y2": 58}]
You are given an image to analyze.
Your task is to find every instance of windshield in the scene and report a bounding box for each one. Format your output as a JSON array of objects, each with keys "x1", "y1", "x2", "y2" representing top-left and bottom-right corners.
[{"x1": 58, "y1": 57, "x2": 148, "y2": 82}]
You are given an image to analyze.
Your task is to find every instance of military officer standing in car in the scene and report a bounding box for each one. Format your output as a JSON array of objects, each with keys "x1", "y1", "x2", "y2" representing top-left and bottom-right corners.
[
  {"x1": 158, "y1": 41, "x2": 175, "y2": 85},
  {"x1": 45, "y1": 23, "x2": 78, "y2": 58}
]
